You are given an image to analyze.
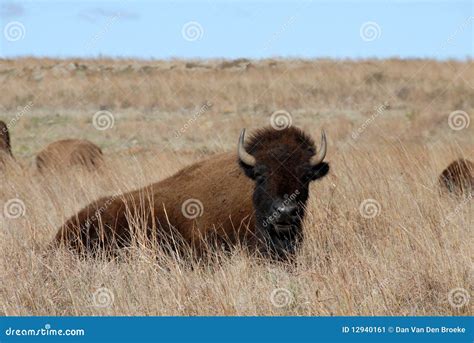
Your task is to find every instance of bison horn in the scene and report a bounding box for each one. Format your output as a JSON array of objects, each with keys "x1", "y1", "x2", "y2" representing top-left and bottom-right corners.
[
  {"x1": 238, "y1": 129, "x2": 256, "y2": 166},
  {"x1": 310, "y1": 129, "x2": 327, "y2": 166}
]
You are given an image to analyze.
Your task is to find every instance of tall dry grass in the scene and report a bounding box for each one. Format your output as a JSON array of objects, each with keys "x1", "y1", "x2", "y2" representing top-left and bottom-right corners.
[{"x1": 0, "y1": 58, "x2": 472, "y2": 316}]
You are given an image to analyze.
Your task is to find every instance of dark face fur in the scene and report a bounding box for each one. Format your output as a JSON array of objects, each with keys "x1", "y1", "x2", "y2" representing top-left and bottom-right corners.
[{"x1": 238, "y1": 127, "x2": 329, "y2": 259}]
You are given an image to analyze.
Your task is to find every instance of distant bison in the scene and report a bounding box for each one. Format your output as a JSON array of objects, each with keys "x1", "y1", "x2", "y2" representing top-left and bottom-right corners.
[
  {"x1": 439, "y1": 159, "x2": 473, "y2": 196},
  {"x1": 53, "y1": 126, "x2": 329, "y2": 261},
  {"x1": 0, "y1": 120, "x2": 15, "y2": 168},
  {"x1": 0, "y1": 120, "x2": 13, "y2": 157},
  {"x1": 36, "y1": 139, "x2": 103, "y2": 172}
]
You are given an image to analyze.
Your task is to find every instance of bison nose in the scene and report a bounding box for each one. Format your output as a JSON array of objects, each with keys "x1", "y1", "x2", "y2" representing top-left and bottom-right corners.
[{"x1": 274, "y1": 203, "x2": 298, "y2": 223}]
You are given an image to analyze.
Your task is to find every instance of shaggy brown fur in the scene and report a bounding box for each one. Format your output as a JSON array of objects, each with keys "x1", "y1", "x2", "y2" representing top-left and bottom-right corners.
[
  {"x1": 439, "y1": 159, "x2": 473, "y2": 196},
  {"x1": 54, "y1": 152, "x2": 255, "y2": 257},
  {"x1": 0, "y1": 120, "x2": 16, "y2": 169},
  {"x1": 0, "y1": 121, "x2": 12, "y2": 157},
  {"x1": 36, "y1": 139, "x2": 103, "y2": 172},
  {"x1": 53, "y1": 127, "x2": 329, "y2": 260}
]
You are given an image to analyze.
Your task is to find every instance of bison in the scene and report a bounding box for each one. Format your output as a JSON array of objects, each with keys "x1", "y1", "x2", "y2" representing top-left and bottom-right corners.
[
  {"x1": 439, "y1": 158, "x2": 473, "y2": 196},
  {"x1": 53, "y1": 126, "x2": 329, "y2": 261},
  {"x1": 0, "y1": 120, "x2": 13, "y2": 157},
  {"x1": 0, "y1": 120, "x2": 16, "y2": 169},
  {"x1": 36, "y1": 139, "x2": 103, "y2": 172}
]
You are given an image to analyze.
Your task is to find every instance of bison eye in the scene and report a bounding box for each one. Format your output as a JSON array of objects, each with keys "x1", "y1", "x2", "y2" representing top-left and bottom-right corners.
[
  {"x1": 253, "y1": 165, "x2": 268, "y2": 182},
  {"x1": 299, "y1": 162, "x2": 329, "y2": 182},
  {"x1": 239, "y1": 160, "x2": 268, "y2": 182},
  {"x1": 253, "y1": 170, "x2": 265, "y2": 182}
]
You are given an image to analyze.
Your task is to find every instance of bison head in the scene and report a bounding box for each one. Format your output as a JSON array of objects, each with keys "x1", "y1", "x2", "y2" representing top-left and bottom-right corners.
[{"x1": 237, "y1": 127, "x2": 329, "y2": 259}]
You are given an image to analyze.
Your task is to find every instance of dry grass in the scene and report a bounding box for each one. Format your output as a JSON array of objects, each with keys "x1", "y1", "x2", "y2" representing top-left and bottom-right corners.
[{"x1": 0, "y1": 58, "x2": 473, "y2": 316}]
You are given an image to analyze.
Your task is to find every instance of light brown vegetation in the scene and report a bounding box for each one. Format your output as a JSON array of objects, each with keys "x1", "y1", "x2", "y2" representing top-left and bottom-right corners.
[{"x1": 0, "y1": 58, "x2": 472, "y2": 315}]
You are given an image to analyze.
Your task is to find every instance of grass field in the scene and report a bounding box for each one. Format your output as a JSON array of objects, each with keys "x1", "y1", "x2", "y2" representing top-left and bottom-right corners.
[{"x1": 0, "y1": 58, "x2": 472, "y2": 315}]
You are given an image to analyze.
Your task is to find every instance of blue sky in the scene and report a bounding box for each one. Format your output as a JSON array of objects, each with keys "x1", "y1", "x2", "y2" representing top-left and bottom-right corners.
[{"x1": 0, "y1": 0, "x2": 472, "y2": 59}]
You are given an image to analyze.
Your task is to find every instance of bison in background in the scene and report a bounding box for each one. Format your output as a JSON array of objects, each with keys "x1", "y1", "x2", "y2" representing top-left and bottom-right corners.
[
  {"x1": 0, "y1": 120, "x2": 16, "y2": 169},
  {"x1": 439, "y1": 158, "x2": 473, "y2": 197},
  {"x1": 0, "y1": 121, "x2": 13, "y2": 157},
  {"x1": 36, "y1": 139, "x2": 103, "y2": 172},
  {"x1": 53, "y1": 126, "x2": 329, "y2": 261}
]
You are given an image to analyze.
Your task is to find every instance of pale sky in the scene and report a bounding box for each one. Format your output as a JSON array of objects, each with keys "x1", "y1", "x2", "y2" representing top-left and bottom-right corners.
[{"x1": 1, "y1": 0, "x2": 472, "y2": 59}]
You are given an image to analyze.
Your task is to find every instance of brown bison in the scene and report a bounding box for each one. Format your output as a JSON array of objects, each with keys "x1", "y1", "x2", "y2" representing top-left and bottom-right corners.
[
  {"x1": 0, "y1": 120, "x2": 16, "y2": 169},
  {"x1": 36, "y1": 139, "x2": 103, "y2": 172},
  {"x1": 439, "y1": 158, "x2": 473, "y2": 196},
  {"x1": 0, "y1": 120, "x2": 13, "y2": 157},
  {"x1": 53, "y1": 127, "x2": 329, "y2": 260}
]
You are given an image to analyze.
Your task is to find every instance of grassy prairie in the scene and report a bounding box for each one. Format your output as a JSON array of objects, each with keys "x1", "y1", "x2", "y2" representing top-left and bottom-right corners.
[{"x1": 0, "y1": 58, "x2": 472, "y2": 315}]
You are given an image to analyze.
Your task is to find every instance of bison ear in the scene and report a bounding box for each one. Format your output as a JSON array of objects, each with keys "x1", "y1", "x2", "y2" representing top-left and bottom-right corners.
[
  {"x1": 239, "y1": 160, "x2": 258, "y2": 180},
  {"x1": 311, "y1": 162, "x2": 329, "y2": 180}
]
